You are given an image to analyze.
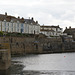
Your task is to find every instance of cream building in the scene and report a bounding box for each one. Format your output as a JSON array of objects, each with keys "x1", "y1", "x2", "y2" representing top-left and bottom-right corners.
[
  {"x1": 40, "y1": 25, "x2": 63, "y2": 37},
  {"x1": 0, "y1": 12, "x2": 40, "y2": 34}
]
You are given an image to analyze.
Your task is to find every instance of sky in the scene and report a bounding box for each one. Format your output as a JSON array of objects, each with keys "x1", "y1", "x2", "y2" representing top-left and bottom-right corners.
[{"x1": 0, "y1": 0, "x2": 75, "y2": 30}]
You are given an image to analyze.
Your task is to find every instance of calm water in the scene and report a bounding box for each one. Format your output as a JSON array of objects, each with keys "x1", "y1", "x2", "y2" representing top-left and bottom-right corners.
[{"x1": 1, "y1": 53, "x2": 75, "y2": 75}]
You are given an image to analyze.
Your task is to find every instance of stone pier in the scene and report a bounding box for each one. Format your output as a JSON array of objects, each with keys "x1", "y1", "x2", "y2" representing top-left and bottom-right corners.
[{"x1": 0, "y1": 43, "x2": 11, "y2": 70}]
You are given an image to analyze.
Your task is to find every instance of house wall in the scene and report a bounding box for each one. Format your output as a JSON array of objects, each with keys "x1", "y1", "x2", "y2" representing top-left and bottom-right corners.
[
  {"x1": 0, "y1": 20, "x2": 40, "y2": 34},
  {"x1": 40, "y1": 26, "x2": 63, "y2": 37},
  {"x1": 0, "y1": 21, "x2": 1, "y2": 31}
]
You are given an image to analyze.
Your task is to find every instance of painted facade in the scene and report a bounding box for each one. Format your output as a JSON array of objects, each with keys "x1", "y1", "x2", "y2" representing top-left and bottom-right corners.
[
  {"x1": 40, "y1": 25, "x2": 63, "y2": 37},
  {"x1": 0, "y1": 13, "x2": 40, "y2": 34}
]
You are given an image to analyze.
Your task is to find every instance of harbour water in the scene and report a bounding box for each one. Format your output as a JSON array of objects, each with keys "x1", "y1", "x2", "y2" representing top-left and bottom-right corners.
[{"x1": 1, "y1": 53, "x2": 75, "y2": 75}]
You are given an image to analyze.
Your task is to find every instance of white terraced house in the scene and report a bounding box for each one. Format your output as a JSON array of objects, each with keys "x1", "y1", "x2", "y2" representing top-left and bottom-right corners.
[
  {"x1": 40, "y1": 25, "x2": 63, "y2": 37},
  {"x1": 0, "y1": 12, "x2": 40, "y2": 34}
]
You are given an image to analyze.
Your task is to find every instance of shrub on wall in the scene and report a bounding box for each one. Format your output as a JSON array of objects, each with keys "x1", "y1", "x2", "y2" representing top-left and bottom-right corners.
[{"x1": 0, "y1": 31, "x2": 3, "y2": 36}]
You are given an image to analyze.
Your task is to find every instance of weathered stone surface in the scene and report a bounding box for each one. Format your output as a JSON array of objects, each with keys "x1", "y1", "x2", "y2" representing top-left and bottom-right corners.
[
  {"x1": 0, "y1": 43, "x2": 11, "y2": 70},
  {"x1": 0, "y1": 36, "x2": 75, "y2": 55}
]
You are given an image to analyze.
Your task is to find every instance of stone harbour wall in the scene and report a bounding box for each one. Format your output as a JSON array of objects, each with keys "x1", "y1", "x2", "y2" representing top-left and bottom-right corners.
[
  {"x1": 0, "y1": 43, "x2": 11, "y2": 70},
  {"x1": 0, "y1": 37, "x2": 43, "y2": 55},
  {"x1": 0, "y1": 36, "x2": 75, "y2": 55}
]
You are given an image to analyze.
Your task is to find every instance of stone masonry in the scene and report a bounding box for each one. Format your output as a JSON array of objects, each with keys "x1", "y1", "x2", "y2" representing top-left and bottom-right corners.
[{"x1": 0, "y1": 36, "x2": 75, "y2": 55}]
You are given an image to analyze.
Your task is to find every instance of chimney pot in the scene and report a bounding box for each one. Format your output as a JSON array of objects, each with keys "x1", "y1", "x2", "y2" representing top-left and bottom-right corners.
[
  {"x1": 69, "y1": 26, "x2": 71, "y2": 29},
  {"x1": 5, "y1": 12, "x2": 7, "y2": 16}
]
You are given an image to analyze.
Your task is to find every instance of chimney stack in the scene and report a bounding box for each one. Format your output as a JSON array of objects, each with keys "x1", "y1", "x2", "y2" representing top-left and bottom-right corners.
[
  {"x1": 66, "y1": 27, "x2": 67, "y2": 29},
  {"x1": 18, "y1": 16, "x2": 20, "y2": 19},
  {"x1": 21, "y1": 17, "x2": 24, "y2": 20},
  {"x1": 31, "y1": 17, "x2": 34, "y2": 20},
  {"x1": 36, "y1": 21, "x2": 38, "y2": 24},
  {"x1": 5, "y1": 12, "x2": 7, "y2": 16},
  {"x1": 69, "y1": 26, "x2": 71, "y2": 29}
]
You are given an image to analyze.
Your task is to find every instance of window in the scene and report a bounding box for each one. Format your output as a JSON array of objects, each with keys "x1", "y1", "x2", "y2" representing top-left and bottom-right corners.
[
  {"x1": 21, "y1": 24, "x2": 24, "y2": 33},
  {"x1": 17, "y1": 28, "x2": 19, "y2": 32},
  {"x1": 25, "y1": 25, "x2": 28, "y2": 32},
  {"x1": 21, "y1": 29, "x2": 23, "y2": 33},
  {"x1": 12, "y1": 23, "x2": 13, "y2": 27},
  {"x1": 17, "y1": 24, "x2": 19, "y2": 27},
  {"x1": 5, "y1": 22, "x2": 6, "y2": 27},
  {"x1": 21, "y1": 24, "x2": 24, "y2": 28},
  {"x1": 5, "y1": 28, "x2": 6, "y2": 31},
  {"x1": 7, "y1": 27, "x2": 9, "y2": 31},
  {"x1": 8, "y1": 23, "x2": 9, "y2": 27},
  {"x1": 12, "y1": 28, "x2": 13, "y2": 31},
  {"x1": 11, "y1": 23, "x2": 13, "y2": 32},
  {"x1": 17, "y1": 23, "x2": 19, "y2": 32}
]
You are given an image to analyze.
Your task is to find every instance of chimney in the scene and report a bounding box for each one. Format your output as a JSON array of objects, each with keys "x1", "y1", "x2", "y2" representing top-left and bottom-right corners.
[
  {"x1": 66, "y1": 27, "x2": 67, "y2": 29},
  {"x1": 18, "y1": 16, "x2": 20, "y2": 19},
  {"x1": 5, "y1": 12, "x2": 7, "y2": 16},
  {"x1": 58, "y1": 25, "x2": 59, "y2": 27},
  {"x1": 69, "y1": 26, "x2": 71, "y2": 29},
  {"x1": 36, "y1": 21, "x2": 38, "y2": 24},
  {"x1": 31, "y1": 17, "x2": 34, "y2": 20},
  {"x1": 21, "y1": 17, "x2": 24, "y2": 20}
]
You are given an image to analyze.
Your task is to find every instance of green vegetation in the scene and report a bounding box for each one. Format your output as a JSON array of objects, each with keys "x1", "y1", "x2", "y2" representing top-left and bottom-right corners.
[
  {"x1": 0, "y1": 31, "x2": 3, "y2": 36},
  {"x1": 5, "y1": 32, "x2": 35, "y2": 37},
  {"x1": 50, "y1": 35, "x2": 59, "y2": 37}
]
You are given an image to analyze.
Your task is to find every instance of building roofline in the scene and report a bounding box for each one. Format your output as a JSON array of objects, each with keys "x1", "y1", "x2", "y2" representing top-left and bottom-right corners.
[{"x1": 40, "y1": 25, "x2": 61, "y2": 28}]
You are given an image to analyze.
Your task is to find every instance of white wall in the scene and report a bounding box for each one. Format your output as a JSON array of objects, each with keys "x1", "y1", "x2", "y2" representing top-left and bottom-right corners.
[
  {"x1": 40, "y1": 26, "x2": 63, "y2": 37},
  {"x1": 0, "y1": 20, "x2": 40, "y2": 34},
  {"x1": 0, "y1": 21, "x2": 2, "y2": 31}
]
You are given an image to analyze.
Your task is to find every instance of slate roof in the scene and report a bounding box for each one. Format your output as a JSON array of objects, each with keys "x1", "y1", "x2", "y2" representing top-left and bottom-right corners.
[
  {"x1": 0, "y1": 13, "x2": 39, "y2": 25},
  {"x1": 64, "y1": 28, "x2": 75, "y2": 35},
  {"x1": 40, "y1": 29, "x2": 55, "y2": 32},
  {"x1": 24, "y1": 19, "x2": 37, "y2": 24},
  {"x1": 40, "y1": 25, "x2": 60, "y2": 28}
]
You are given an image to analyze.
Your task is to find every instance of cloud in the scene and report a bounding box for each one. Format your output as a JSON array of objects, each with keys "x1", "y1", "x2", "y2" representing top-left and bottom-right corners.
[
  {"x1": 0, "y1": 0, "x2": 41, "y2": 6},
  {"x1": 60, "y1": 10, "x2": 75, "y2": 21},
  {"x1": 0, "y1": 0, "x2": 75, "y2": 30}
]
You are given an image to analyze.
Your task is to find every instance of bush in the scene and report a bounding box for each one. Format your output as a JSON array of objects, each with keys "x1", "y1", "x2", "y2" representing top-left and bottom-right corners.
[{"x1": 0, "y1": 31, "x2": 3, "y2": 36}]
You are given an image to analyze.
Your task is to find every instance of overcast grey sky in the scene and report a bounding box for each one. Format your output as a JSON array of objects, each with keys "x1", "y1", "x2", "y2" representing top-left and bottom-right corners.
[{"x1": 0, "y1": 0, "x2": 75, "y2": 30}]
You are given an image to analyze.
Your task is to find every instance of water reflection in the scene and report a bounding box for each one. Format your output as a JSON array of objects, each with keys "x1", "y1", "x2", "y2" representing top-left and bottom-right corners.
[
  {"x1": 21, "y1": 70, "x2": 75, "y2": 75},
  {"x1": 12, "y1": 53, "x2": 75, "y2": 71},
  {"x1": 10, "y1": 61, "x2": 24, "y2": 75},
  {"x1": 1, "y1": 69, "x2": 75, "y2": 75},
  {"x1": 0, "y1": 61, "x2": 24, "y2": 75},
  {"x1": 11, "y1": 53, "x2": 75, "y2": 75},
  {"x1": 0, "y1": 69, "x2": 10, "y2": 75},
  {"x1": 1, "y1": 53, "x2": 75, "y2": 75}
]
